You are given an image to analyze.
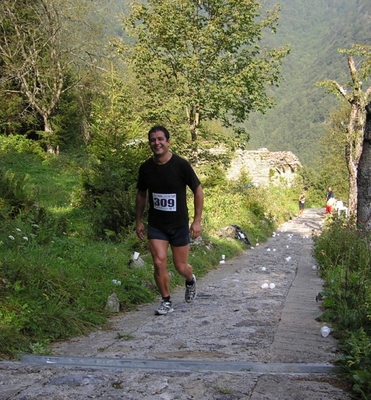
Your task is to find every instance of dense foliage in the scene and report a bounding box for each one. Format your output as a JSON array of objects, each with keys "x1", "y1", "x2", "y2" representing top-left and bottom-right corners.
[
  {"x1": 246, "y1": 0, "x2": 371, "y2": 167},
  {"x1": 0, "y1": 0, "x2": 109, "y2": 150},
  {"x1": 1, "y1": 0, "x2": 370, "y2": 168},
  {"x1": 121, "y1": 0, "x2": 289, "y2": 141},
  {"x1": 79, "y1": 73, "x2": 149, "y2": 238},
  {"x1": 313, "y1": 216, "x2": 371, "y2": 399}
]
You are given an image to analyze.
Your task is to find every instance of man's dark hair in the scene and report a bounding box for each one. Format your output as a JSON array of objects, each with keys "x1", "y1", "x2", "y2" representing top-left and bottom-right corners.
[{"x1": 148, "y1": 126, "x2": 170, "y2": 141}]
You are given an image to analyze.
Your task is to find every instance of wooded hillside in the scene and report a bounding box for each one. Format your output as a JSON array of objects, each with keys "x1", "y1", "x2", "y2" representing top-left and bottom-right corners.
[
  {"x1": 1, "y1": 0, "x2": 370, "y2": 167},
  {"x1": 244, "y1": 0, "x2": 371, "y2": 166}
]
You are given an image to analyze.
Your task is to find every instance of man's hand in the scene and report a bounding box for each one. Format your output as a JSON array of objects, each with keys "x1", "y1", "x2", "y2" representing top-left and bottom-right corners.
[
  {"x1": 136, "y1": 221, "x2": 146, "y2": 241},
  {"x1": 190, "y1": 220, "x2": 202, "y2": 239}
]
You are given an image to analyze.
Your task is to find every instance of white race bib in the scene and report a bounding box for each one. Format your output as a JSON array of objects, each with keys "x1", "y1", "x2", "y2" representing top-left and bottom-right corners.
[{"x1": 153, "y1": 193, "x2": 177, "y2": 212}]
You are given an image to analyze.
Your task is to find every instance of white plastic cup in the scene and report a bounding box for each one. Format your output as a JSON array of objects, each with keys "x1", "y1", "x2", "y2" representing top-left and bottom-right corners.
[
  {"x1": 133, "y1": 251, "x2": 140, "y2": 260},
  {"x1": 221, "y1": 254, "x2": 225, "y2": 260},
  {"x1": 269, "y1": 283, "x2": 276, "y2": 289},
  {"x1": 321, "y1": 326, "x2": 331, "y2": 337}
]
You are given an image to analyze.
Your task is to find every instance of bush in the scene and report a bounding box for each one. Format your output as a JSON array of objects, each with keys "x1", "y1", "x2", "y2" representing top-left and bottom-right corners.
[
  {"x1": 339, "y1": 328, "x2": 371, "y2": 399},
  {"x1": 79, "y1": 74, "x2": 150, "y2": 239},
  {"x1": 313, "y1": 217, "x2": 371, "y2": 399},
  {"x1": 0, "y1": 168, "x2": 34, "y2": 218},
  {"x1": 0, "y1": 135, "x2": 45, "y2": 158}
]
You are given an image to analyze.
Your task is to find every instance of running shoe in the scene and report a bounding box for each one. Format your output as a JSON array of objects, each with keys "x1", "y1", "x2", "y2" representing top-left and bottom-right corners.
[
  {"x1": 185, "y1": 274, "x2": 197, "y2": 303},
  {"x1": 155, "y1": 300, "x2": 174, "y2": 315}
]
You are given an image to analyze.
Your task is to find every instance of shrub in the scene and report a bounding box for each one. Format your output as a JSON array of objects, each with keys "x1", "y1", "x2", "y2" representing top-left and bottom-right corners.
[
  {"x1": 79, "y1": 73, "x2": 149, "y2": 239},
  {"x1": 0, "y1": 135, "x2": 45, "y2": 158},
  {"x1": 0, "y1": 168, "x2": 33, "y2": 218},
  {"x1": 313, "y1": 217, "x2": 371, "y2": 399}
]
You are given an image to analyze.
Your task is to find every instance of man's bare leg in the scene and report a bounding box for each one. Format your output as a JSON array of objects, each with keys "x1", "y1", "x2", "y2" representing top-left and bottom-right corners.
[
  {"x1": 172, "y1": 244, "x2": 196, "y2": 302},
  {"x1": 149, "y1": 239, "x2": 170, "y2": 298},
  {"x1": 171, "y1": 244, "x2": 193, "y2": 281}
]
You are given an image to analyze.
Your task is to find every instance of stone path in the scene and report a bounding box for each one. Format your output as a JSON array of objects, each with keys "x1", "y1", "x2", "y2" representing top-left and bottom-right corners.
[{"x1": 0, "y1": 208, "x2": 350, "y2": 399}]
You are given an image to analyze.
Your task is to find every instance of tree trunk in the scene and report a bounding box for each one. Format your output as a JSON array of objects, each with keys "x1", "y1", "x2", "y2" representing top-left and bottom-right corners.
[
  {"x1": 345, "y1": 104, "x2": 361, "y2": 216},
  {"x1": 357, "y1": 101, "x2": 371, "y2": 230},
  {"x1": 345, "y1": 58, "x2": 365, "y2": 216},
  {"x1": 186, "y1": 104, "x2": 199, "y2": 142},
  {"x1": 326, "y1": 57, "x2": 366, "y2": 216},
  {"x1": 347, "y1": 158, "x2": 358, "y2": 215},
  {"x1": 44, "y1": 116, "x2": 59, "y2": 155}
]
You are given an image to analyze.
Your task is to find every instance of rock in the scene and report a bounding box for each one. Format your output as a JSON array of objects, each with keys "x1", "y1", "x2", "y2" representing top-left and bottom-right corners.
[
  {"x1": 128, "y1": 257, "x2": 145, "y2": 268},
  {"x1": 218, "y1": 225, "x2": 251, "y2": 246},
  {"x1": 105, "y1": 292, "x2": 120, "y2": 313}
]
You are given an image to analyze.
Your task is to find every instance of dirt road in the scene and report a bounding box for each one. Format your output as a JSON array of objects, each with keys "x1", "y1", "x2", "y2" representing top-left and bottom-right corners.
[{"x1": 0, "y1": 208, "x2": 350, "y2": 399}]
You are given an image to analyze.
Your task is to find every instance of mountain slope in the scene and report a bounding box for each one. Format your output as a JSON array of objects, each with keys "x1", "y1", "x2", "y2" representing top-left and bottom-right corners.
[{"x1": 245, "y1": 0, "x2": 371, "y2": 166}]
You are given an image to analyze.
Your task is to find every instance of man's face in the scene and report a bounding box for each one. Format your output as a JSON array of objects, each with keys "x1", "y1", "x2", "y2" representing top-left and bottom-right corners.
[{"x1": 149, "y1": 130, "x2": 170, "y2": 156}]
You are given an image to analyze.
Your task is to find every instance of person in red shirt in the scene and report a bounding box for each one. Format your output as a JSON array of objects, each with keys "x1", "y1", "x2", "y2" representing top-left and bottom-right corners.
[{"x1": 326, "y1": 187, "x2": 335, "y2": 213}]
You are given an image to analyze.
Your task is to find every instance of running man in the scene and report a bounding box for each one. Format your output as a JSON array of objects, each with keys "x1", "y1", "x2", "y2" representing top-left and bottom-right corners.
[{"x1": 135, "y1": 126, "x2": 204, "y2": 315}]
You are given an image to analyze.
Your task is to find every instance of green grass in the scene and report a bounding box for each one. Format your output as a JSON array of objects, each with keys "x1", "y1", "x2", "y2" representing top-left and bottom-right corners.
[{"x1": 313, "y1": 216, "x2": 371, "y2": 399}]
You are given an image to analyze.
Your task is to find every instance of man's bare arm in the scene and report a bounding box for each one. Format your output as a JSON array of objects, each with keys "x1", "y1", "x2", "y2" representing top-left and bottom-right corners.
[
  {"x1": 190, "y1": 184, "x2": 204, "y2": 239},
  {"x1": 135, "y1": 190, "x2": 147, "y2": 240}
]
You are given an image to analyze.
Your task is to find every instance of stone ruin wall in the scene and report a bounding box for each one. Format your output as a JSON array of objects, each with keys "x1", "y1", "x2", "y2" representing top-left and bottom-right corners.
[{"x1": 226, "y1": 148, "x2": 302, "y2": 187}]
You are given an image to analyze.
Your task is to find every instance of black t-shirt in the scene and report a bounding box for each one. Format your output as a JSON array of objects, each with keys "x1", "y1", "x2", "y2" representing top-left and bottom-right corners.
[
  {"x1": 136, "y1": 153, "x2": 201, "y2": 229},
  {"x1": 327, "y1": 191, "x2": 334, "y2": 201}
]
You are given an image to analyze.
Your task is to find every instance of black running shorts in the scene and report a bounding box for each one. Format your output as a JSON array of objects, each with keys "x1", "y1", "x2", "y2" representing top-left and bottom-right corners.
[{"x1": 147, "y1": 224, "x2": 190, "y2": 247}]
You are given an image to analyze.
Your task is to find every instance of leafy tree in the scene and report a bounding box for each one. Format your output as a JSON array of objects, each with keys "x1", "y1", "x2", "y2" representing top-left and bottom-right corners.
[
  {"x1": 298, "y1": 104, "x2": 351, "y2": 209},
  {"x1": 0, "y1": 0, "x2": 67, "y2": 151},
  {"x1": 318, "y1": 55, "x2": 371, "y2": 216},
  {"x1": 316, "y1": 104, "x2": 350, "y2": 202},
  {"x1": 0, "y1": 0, "x2": 109, "y2": 151},
  {"x1": 81, "y1": 68, "x2": 149, "y2": 239},
  {"x1": 121, "y1": 0, "x2": 289, "y2": 142}
]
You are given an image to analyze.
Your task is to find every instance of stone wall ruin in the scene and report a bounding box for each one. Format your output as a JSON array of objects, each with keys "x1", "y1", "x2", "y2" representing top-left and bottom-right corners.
[{"x1": 226, "y1": 148, "x2": 302, "y2": 187}]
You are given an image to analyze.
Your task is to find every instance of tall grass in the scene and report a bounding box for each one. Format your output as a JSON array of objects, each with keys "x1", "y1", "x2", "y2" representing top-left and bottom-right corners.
[{"x1": 313, "y1": 216, "x2": 371, "y2": 399}]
